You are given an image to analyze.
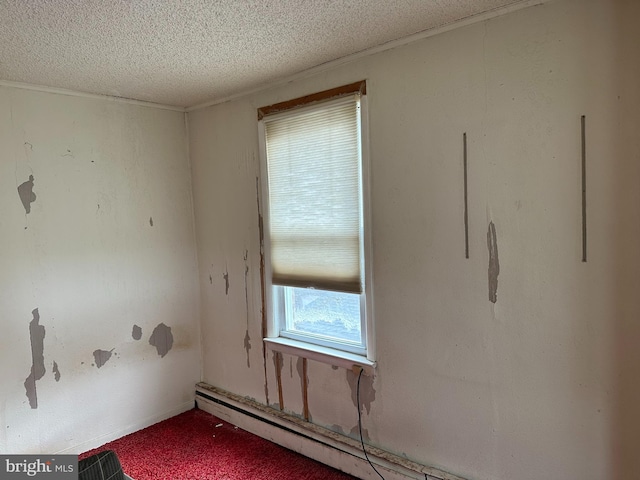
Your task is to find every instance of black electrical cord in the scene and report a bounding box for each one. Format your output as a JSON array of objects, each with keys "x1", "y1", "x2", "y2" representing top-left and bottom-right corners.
[{"x1": 357, "y1": 368, "x2": 386, "y2": 480}]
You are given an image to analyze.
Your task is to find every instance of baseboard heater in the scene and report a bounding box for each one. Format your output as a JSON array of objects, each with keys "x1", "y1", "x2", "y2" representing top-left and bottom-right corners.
[{"x1": 195, "y1": 382, "x2": 466, "y2": 480}]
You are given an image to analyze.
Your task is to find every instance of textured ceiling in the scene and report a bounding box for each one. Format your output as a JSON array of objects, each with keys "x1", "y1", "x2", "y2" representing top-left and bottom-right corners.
[{"x1": 1, "y1": 0, "x2": 529, "y2": 108}]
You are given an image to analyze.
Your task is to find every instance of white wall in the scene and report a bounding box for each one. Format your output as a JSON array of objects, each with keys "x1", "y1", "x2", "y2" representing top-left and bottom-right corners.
[
  {"x1": 189, "y1": 0, "x2": 640, "y2": 479},
  {"x1": 0, "y1": 87, "x2": 201, "y2": 454}
]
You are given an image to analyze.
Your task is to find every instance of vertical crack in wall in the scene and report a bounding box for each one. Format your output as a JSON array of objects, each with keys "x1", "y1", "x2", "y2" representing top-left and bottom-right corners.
[
  {"x1": 243, "y1": 250, "x2": 251, "y2": 368},
  {"x1": 297, "y1": 357, "x2": 310, "y2": 421},
  {"x1": 149, "y1": 323, "x2": 174, "y2": 357},
  {"x1": 17, "y1": 175, "x2": 37, "y2": 214},
  {"x1": 487, "y1": 221, "x2": 500, "y2": 303},
  {"x1": 273, "y1": 351, "x2": 284, "y2": 411},
  {"x1": 23, "y1": 308, "x2": 46, "y2": 409},
  {"x1": 93, "y1": 349, "x2": 114, "y2": 368},
  {"x1": 52, "y1": 361, "x2": 61, "y2": 382},
  {"x1": 257, "y1": 176, "x2": 269, "y2": 405}
]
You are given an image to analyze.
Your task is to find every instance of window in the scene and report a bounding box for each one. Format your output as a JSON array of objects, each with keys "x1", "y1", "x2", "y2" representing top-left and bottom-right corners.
[{"x1": 258, "y1": 81, "x2": 374, "y2": 367}]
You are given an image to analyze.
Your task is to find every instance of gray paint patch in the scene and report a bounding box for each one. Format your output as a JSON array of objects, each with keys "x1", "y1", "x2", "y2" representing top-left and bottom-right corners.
[
  {"x1": 132, "y1": 324, "x2": 142, "y2": 341},
  {"x1": 52, "y1": 361, "x2": 61, "y2": 382},
  {"x1": 23, "y1": 308, "x2": 46, "y2": 409},
  {"x1": 346, "y1": 369, "x2": 376, "y2": 415},
  {"x1": 17, "y1": 175, "x2": 37, "y2": 214},
  {"x1": 93, "y1": 349, "x2": 114, "y2": 368},
  {"x1": 149, "y1": 323, "x2": 173, "y2": 357},
  {"x1": 487, "y1": 221, "x2": 500, "y2": 303},
  {"x1": 350, "y1": 425, "x2": 369, "y2": 441}
]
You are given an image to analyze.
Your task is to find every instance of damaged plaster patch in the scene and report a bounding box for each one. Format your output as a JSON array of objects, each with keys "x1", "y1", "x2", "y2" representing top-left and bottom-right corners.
[
  {"x1": 52, "y1": 361, "x2": 61, "y2": 382},
  {"x1": 243, "y1": 331, "x2": 251, "y2": 368},
  {"x1": 487, "y1": 221, "x2": 500, "y2": 304},
  {"x1": 273, "y1": 351, "x2": 284, "y2": 376},
  {"x1": 223, "y1": 269, "x2": 230, "y2": 295},
  {"x1": 17, "y1": 175, "x2": 37, "y2": 214},
  {"x1": 24, "y1": 308, "x2": 45, "y2": 409},
  {"x1": 346, "y1": 369, "x2": 376, "y2": 415},
  {"x1": 273, "y1": 351, "x2": 284, "y2": 410},
  {"x1": 93, "y1": 349, "x2": 114, "y2": 368},
  {"x1": 297, "y1": 357, "x2": 310, "y2": 421},
  {"x1": 132, "y1": 324, "x2": 142, "y2": 341},
  {"x1": 149, "y1": 323, "x2": 173, "y2": 357},
  {"x1": 243, "y1": 249, "x2": 251, "y2": 368}
]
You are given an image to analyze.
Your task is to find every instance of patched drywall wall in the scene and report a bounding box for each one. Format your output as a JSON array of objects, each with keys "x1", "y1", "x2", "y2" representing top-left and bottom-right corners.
[
  {"x1": 0, "y1": 87, "x2": 200, "y2": 454},
  {"x1": 189, "y1": 0, "x2": 640, "y2": 479}
]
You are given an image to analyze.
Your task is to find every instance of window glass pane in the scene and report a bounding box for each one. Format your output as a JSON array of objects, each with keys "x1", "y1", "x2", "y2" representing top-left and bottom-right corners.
[{"x1": 284, "y1": 286, "x2": 362, "y2": 345}]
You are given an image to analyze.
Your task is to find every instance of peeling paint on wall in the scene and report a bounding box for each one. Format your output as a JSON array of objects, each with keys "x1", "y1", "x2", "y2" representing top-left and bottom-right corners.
[
  {"x1": 346, "y1": 369, "x2": 376, "y2": 414},
  {"x1": 223, "y1": 269, "x2": 230, "y2": 295},
  {"x1": 273, "y1": 351, "x2": 284, "y2": 411},
  {"x1": 297, "y1": 357, "x2": 310, "y2": 421},
  {"x1": 132, "y1": 324, "x2": 142, "y2": 341},
  {"x1": 243, "y1": 331, "x2": 252, "y2": 368},
  {"x1": 243, "y1": 249, "x2": 251, "y2": 368},
  {"x1": 93, "y1": 349, "x2": 114, "y2": 368},
  {"x1": 257, "y1": 176, "x2": 269, "y2": 406},
  {"x1": 23, "y1": 309, "x2": 45, "y2": 409},
  {"x1": 487, "y1": 221, "x2": 500, "y2": 304},
  {"x1": 52, "y1": 361, "x2": 61, "y2": 382},
  {"x1": 17, "y1": 175, "x2": 37, "y2": 214},
  {"x1": 149, "y1": 323, "x2": 173, "y2": 357}
]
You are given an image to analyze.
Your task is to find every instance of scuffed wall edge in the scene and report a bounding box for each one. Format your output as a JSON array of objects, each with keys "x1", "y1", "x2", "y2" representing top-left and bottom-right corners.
[{"x1": 196, "y1": 382, "x2": 468, "y2": 480}]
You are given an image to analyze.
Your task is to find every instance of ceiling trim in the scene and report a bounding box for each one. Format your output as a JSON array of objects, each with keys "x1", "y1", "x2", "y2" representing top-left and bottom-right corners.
[
  {"x1": 187, "y1": 0, "x2": 547, "y2": 112},
  {"x1": 0, "y1": 80, "x2": 186, "y2": 112}
]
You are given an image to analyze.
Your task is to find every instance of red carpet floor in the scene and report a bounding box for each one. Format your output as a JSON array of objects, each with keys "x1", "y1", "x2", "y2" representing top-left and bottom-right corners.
[{"x1": 81, "y1": 408, "x2": 358, "y2": 479}]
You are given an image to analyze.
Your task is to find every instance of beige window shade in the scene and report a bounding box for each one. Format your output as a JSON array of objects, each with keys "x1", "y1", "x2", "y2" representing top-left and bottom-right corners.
[{"x1": 265, "y1": 95, "x2": 363, "y2": 293}]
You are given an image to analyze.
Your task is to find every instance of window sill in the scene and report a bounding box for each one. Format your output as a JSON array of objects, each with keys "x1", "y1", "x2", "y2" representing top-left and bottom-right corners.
[{"x1": 264, "y1": 337, "x2": 376, "y2": 376}]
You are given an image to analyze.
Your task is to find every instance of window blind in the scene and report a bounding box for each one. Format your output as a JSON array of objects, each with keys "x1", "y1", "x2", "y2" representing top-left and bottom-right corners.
[{"x1": 264, "y1": 95, "x2": 363, "y2": 294}]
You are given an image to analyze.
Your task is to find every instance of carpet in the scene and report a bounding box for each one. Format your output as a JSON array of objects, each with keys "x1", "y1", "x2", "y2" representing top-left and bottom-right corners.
[{"x1": 80, "y1": 408, "x2": 358, "y2": 479}]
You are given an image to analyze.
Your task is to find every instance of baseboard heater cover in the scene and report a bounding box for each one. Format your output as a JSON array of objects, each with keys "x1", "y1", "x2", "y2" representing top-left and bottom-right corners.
[{"x1": 195, "y1": 382, "x2": 467, "y2": 480}]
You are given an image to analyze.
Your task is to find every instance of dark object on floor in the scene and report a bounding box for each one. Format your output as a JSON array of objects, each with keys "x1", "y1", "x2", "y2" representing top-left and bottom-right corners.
[{"x1": 78, "y1": 450, "x2": 127, "y2": 480}]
